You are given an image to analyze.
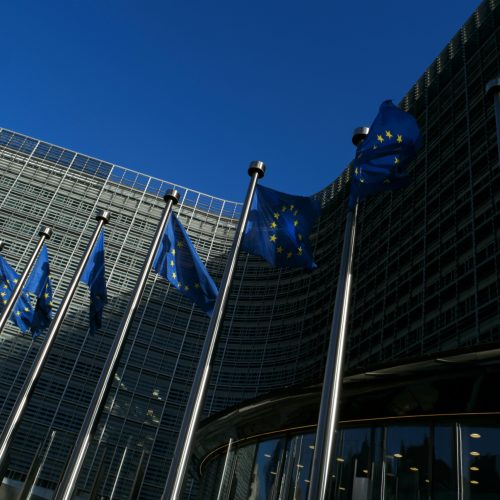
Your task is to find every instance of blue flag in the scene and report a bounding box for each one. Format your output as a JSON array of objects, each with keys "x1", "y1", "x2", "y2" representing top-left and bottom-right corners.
[
  {"x1": 349, "y1": 100, "x2": 422, "y2": 208},
  {"x1": 80, "y1": 230, "x2": 107, "y2": 334},
  {"x1": 241, "y1": 185, "x2": 321, "y2": 270},
  {"x1": 0, "y1": 255, "x2": 34, "y2": 334},
  {"x1": 153, "y1": 213, "x2": 218, "y2": 316},
  {"x1": 25, "y1": 244, "x2": 53, "y2": 337}
]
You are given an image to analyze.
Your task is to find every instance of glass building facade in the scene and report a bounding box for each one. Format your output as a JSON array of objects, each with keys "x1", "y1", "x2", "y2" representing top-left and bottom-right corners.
[
  {"x1": 200, "y1": 422, "x2": 500, "y2": 500},
  {"x1": 195, "y1": 351, "x2": 500, "y2": 499},
  {"x1": 0, "y1": 0, "x2": 498, "y2": 498}
]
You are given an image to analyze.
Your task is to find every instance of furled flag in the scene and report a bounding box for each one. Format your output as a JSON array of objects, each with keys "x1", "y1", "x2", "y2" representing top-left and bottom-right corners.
[
  {"x1": 80, "y1": 230, "x2": 107, "y2": 334},
  {"x1": 241, "y1": 184, "x2": 321, "y2": 270},
  {"x1": 0, "y1": 255, "x2": 34, "y2": 334},
  {"x1": 25, "y1": 244, "x2": 53, "y2": 337},
  {"x1": 349, "y1": 100, "x2": 422, "y2": 208},
  {"x1": 153, "y1": 213, "x2": 218, "y2": 316}
]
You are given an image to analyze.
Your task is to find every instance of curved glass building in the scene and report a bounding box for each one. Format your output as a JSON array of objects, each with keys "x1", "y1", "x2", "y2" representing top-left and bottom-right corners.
[{"x1": 0, "y1": 0, "x2": 498, "y2": 498}]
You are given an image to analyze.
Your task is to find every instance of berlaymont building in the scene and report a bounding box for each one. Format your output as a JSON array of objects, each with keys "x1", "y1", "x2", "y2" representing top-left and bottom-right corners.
[{"x1": 0, "y1": 0, "x2": 500, "y2": 498}]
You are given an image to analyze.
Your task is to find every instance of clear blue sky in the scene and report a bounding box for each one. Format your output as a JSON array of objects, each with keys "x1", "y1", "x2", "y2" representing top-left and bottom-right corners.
[{"x1": 2, "y1": 1, "x2": 477, "y2": 202}]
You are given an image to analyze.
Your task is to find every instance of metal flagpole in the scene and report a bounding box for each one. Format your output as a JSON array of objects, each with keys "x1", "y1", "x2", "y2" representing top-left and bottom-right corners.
[
  {"x1": 161, "y1": 160, "x2": 266, "y2": 500},
  {"x1": 0, "y1": 226, "x2": 53, "y2": 334},
  {"x1": 0, "y1": 210, "x2": 110, "y2": 476},
  {"x1": 53, "y1": 189, "x2": 180, "y2": 500},
  {"x1": 307, "y1": 127, "x2": 368, "y2": 500},
  {"x1": 486, "y1": 78, "x2": 500, "y2": 164},
  {"x1": 216, "y1": 438, "x2": 233, "y2": 500}
]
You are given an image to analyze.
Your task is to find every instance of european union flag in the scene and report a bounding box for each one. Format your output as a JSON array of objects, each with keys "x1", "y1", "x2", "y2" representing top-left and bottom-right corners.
[
  {"x1": 241, "y1": 185, "x2": 321, "y2": 270},
  {"x1": 0, "y1": 255, "x2": 34, "y2": 334},
  {"x1": 349, "y1": 100, "x2": 422, "y2": 208},
  {"x1": 25, "y1": 244, "x2": 53, "y2": 336},
  {"x1": 153, "y1": 213, "x2": 218, "y2": 316},
  {"x1": 80, "y1": 230, "x2": 107, "y2": 334}
]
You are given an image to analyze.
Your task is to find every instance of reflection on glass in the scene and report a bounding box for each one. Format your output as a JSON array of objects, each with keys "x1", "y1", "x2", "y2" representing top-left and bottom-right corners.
[
  {"x1": 249, "y1": 438, "x2": 286, "y2": 500},
  {"x1": 330, "y1": 427, "x2": 373, "y2": 499},
  {"x1": 433, "y1": 425, "x2": 455, "y2": 497},
  {"x1": 200, "y1": 421, "x2": 500, "y2": 499},
  {"x1": 231, "y1": 443, "x2": 257, "y2": 499},
  {"x1": 384, "y1": 426, "x2": 430, "y2": 500},
  {"x1": 461, "y1": 426, "x2": 500, "y2": 498}
]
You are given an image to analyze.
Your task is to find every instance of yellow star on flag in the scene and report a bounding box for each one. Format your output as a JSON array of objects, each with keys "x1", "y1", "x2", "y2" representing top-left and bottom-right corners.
[
  {"x1": 277, "y1": 246, "x2": 284, "y2": 254},
  {"x1": 397, "y1": 134, "x2": 403, "y2": 143},
  {"x1": 270, "y1": 222, "x2": 277, "y2": 229},
  {"x1": 269, "y1": 234, "x2": 277, "y2": 243},
  {"x1": 385, "y1": 130, "x2": 393, "y2": 139},
  {"x1": 377, "y1": 134, "x2": 384, "y2": 143}
]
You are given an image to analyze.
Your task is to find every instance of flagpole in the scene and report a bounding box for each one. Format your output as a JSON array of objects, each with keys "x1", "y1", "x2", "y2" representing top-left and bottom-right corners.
[
  {"x1": 161, "y1": 160, "x2": 266, "y2": 500},
  {"x1": 0, "y1": 226, "x2": 53, "y2": 334},
  {"x1": 486, "y1": 78, "x2": 500, "y2": 164},
  {"x1": 53, "y1": 189, "x2": 180, "y2": 500},
  {"x1": 307, "y1": 128, "x2": 368, "y2": 500},
  {"x1": 0, "y1": 210, "x2": 110, "y2": 477}
]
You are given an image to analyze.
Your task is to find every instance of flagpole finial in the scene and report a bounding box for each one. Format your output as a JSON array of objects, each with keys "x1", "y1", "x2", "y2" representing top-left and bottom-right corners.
[
  {"x1": 164, "y1": 189, "x2": 180, "y2": 205},
  {"x1": 248, "y1": 160, "x2": 266, "y2": 178},
  {"x1": 352, "y1": 127, "x2": 369, "y2": 146},
  {"x1": 39, "y1": 226, "x2": 53, "y2": 239},
  {"x1": 96, "y1": 210, "x2": 111, "y2": 224},
  {"x1": 0, "y1": 241, "x2": 4, "y2": 252}
]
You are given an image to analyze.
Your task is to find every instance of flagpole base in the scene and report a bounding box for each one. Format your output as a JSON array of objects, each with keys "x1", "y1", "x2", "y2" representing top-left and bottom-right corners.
[{"x1": 248, "y1": 161, "x2": 266, "y2": 178}]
